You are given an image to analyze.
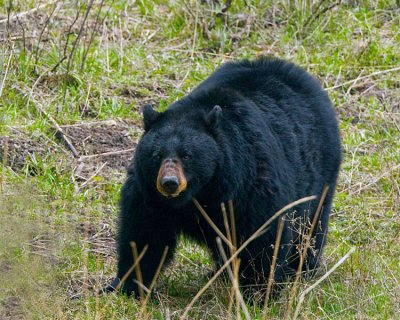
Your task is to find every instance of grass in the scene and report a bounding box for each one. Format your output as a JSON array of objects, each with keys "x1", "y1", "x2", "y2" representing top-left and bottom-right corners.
[{"x1": 1, "y1": 0, "x2": 399, "y2": 319}]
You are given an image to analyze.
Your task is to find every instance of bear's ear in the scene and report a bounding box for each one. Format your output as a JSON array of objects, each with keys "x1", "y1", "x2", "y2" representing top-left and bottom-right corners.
[
  {"x1": 142, "y1": 104, "x2": 160, "y2": 131},
  {"x1": 205, "y1": 105, "x2": 222, "y2": 129}
]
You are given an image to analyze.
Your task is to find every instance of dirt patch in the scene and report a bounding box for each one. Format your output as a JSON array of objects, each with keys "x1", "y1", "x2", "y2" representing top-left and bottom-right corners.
[
  {"x1": 0, "y1": 135, "x2": 58, "y2": 172},
  {"x1": 60, "y1": 120, "x2": 141, "y2": 180},
  {"x1": 1, "y1": 120, "x2": 141, "y2": 181},
  {"x1": 61, "y1": 121, "x2": 138, "y2": 159},
  {"x1": 0, "y1": 295, "x2": 21, "y2": 320},
  {"x1": 0, "y1": 260, "x2": 12, "y2": 273}
]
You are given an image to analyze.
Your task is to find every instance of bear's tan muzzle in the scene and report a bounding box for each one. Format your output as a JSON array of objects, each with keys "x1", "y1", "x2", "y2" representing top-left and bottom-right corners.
[{"x1": 156, "y1": 159, "x2": 187, "y2": 198}]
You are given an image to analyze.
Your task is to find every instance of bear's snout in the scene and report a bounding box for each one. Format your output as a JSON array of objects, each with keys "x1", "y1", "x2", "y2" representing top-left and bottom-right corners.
[
  {"x1": 160, "y1": 176, "x2": 179, "y2": 194},
  {"x1": 156, "y1": 159, "x2": 187, "y2": 198}
]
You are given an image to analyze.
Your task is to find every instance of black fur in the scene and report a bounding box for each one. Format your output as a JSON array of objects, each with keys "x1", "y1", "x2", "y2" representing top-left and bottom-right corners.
[{"x1": 108, "y1": 57, "x2": 341, "y2": 299}]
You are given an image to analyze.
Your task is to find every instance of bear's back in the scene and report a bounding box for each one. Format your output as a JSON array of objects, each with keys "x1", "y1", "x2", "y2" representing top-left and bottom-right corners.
[
  {"x1": 194, "y1": 57, "x2": 322, "y2": 99},
  {"x1": 184, "y1": 57, "x2": 341, "y2": 200}
]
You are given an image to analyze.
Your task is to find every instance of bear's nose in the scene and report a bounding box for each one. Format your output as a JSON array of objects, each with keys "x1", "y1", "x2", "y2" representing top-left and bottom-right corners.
[{"x1": 161, "y1": 176, "x2": 179, "y2": 194}]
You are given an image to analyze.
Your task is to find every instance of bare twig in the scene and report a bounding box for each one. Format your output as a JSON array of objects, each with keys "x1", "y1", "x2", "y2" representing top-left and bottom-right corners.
[
  {"x1": 303, "y1": 0, "x2": 327, "y2": 28},
  {"x1": 221, "y1": 202, "x2": 232, "y2": 249},
  {"x1": 222, "y1": 201, "x2": 241, "y2": 319},
  {"x1": 60, "y1": 120, "x2": 117, "y2": 128},
  {"x1": 0, "y1": 35, "x2": 36, "y2": 42},
  {"x1": 113, "y1": 244, "x2": 148, "y2": 292},
  {"x1": 190, "y1": 0, "x2": 199, "y2": 60},
  {"x1": 82, "y1": 221, "x2": 90, "y2": 297},
  {"x1": 78, "y1": 148, "x2": 135, "y2": 161},
  {"x1": 51, "y1": 8, "x2": 80, "y2": 73},
  {"x1": 228, "y1": 200, "x2": 237, "y2": 253},
  {"x1": 132, "y1": 242, "x2": 145, "y2": 300},
  {"x1": 24, "y1": 58, "x2": 79, "y2": 158},
  {"x1": 193, "y1": 198, "x2": 235, "y2": 250},
  {"x1": 216, "y1": 237, "x2": 250, "y2": 320},
  {"x1": 292, "y1": 247, "x2": 356, "y2": 320},
  {"x1": 26, "y1": 52, "x2": 79, "y2": 158},
  {"x1": 139, "y1": 246, "x2": 169, "y2": 317},
  {"x1": 181, "y1": 195, "x2": 316, "y2": 319},
  {"x1": 303, "y1": 0, "x2": 341, "y2": 29},
  {"x1": 285, "y1": 186, "x2": 329, "y2": 319},
  {"x1": 327, "y1": 66, "x2": 400, "y2": 91},
  {"x1": 0, "y1": 138, "x2": 9, "y2": 192},
  {"x1": 80, "y1": 0, "x2": 113, "y2": 70},
  {"x1": 30, "y1": 97, "x2": 80, "y2": 158},
  {"x1": 63, "y1": 0, "x2": 94, "y2": 103},
  {"x1": 165, "y1": 308, "x2": 171, "y2": 320},
  {"x1": 78, "y1": 162, "x2": 107, "y2": 190},
  {"x1": 15, "y1": 15, "x2": 26, "y2": 54},
  {"x1": 0, "y1": 46, "x2": 13, "y2": 98},
  {"x1": 0, "y1": 1, "x2": 59, "y2": 24},
  {"x1": 5, "y1": 0, "x2": 13, "y2": 38},
  {"x1": 167, "y1": 47, "x2": 231, "y2": 58},
  {"x1": 33, "y1": 1, "x2": 59, "y2": 73},
  {"x1": 222, "y1": 0, "x2": 233, "y2": 13},
  {"x1": 262, "y1": 217, "x2": 285, "y2": 316}
]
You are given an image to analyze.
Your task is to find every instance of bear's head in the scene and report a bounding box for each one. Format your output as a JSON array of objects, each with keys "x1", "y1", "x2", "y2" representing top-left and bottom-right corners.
[{"x1": 136, "y1": 104, "x2": 223, "y2": 206}]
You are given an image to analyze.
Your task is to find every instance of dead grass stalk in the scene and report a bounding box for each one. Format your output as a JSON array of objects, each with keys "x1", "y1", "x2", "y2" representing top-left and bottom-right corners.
[
  {"x1": 292, "y1": 247, "x2": 356, "y2": 320},
  {"x1": 181, "y1": 195, "x2": 316, "y2": 319},
  {"x1": 285, "y1": 186, "x2": 329, "y2": 319}
]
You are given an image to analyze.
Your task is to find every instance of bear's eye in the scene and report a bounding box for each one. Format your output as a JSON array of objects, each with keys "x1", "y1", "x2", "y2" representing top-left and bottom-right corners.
[
  {"x1": 182, "y1": 154, "x2": 192, "y2": 161},
  {"x1": 152, "y1": 152, "x2": 162, "y2": 160}
]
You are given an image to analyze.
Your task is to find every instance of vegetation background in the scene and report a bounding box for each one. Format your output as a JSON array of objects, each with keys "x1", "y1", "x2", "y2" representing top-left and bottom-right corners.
[{"x1": 0, "y1": 0, "x2": 399, "y2": 319}]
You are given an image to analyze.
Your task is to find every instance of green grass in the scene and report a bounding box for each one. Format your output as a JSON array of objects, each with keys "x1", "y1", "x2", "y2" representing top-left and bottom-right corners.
[{"x1": 1, "y1": 0, "x2": 399, "y2": 319}]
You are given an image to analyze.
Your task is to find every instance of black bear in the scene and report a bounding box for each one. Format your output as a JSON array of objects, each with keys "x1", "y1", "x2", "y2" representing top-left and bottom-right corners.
[{"x1": 106, "y1": 57, "x2": 341, "y2": 300}]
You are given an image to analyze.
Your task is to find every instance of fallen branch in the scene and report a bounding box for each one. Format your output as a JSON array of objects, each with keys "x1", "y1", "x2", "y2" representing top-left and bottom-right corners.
[
  {"x1": 35, "y1": 101, "x2": 80, "y2": 158},
  {"x1": 79, "y1": 148, "x2": 135, "y2": 161}
]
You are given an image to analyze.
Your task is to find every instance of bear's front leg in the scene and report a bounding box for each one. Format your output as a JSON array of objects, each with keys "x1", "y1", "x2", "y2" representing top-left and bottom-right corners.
[
  {"x1": 115, "y1": 178, "x2": 177, "y2": 297},
  {"x1": 116, "y1": 209, "x2": 177, "y2": 297}
]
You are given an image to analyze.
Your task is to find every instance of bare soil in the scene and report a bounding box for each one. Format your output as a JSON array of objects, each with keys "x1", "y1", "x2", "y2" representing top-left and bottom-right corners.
[
  {"x1": 0, "y1": 135, "x2": 57, "y2": 172},
  {"x1": 61, "y1": 120, "x2": 140, "y2": 181},
  {"x1": 61, "y1": 121, "x2": 139, "y2": 167},
  {"x1": 1, "y1": 121, "x2": 141, "y2": 181},
  {"x1": 0, "y1": 296, "x2": 21, "y2": 320}
]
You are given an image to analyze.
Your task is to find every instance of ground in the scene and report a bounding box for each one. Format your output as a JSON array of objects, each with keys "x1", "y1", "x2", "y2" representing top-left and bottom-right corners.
[{"x1": 0, "y1": 1, "x2": 399, "y2": 319}]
